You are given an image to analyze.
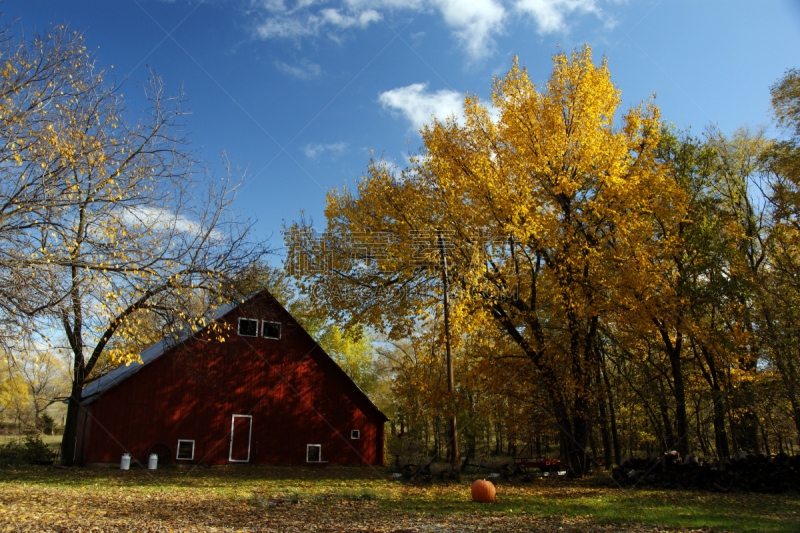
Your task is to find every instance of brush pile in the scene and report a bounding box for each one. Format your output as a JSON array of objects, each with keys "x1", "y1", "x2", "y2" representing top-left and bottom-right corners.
[{"x1": 612, "y1": 451, "x2": 800, "y2": 493}]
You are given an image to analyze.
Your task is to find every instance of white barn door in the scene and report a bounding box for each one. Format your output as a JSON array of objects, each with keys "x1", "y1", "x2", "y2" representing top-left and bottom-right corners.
[{"x1": 229, "y1": 414, "x2": 253, "y2": 462}]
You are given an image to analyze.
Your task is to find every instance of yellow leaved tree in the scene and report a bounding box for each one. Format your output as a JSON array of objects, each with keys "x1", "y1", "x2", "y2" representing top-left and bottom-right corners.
[{"x1": 287, "y1": 46, "x2": 686, "y2": 475}]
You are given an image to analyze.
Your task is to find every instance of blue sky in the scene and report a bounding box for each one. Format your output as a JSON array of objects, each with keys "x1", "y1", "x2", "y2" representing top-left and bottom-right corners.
[{"x1": 5, "y1": 1, "x2": 800, "y2": 257}]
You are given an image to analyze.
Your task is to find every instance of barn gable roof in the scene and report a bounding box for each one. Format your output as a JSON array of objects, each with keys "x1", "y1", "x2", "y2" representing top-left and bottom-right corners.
[{"x1": 80, "y1": 291, "x2": 388, "y2": 422}]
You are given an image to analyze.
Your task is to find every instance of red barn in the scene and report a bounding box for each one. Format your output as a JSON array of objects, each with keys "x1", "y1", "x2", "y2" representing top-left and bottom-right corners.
[{"x1": 75, "y1": 290, "x2": 387, "y2": 467}]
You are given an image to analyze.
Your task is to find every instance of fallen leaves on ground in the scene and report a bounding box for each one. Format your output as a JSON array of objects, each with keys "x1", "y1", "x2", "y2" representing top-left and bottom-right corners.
[{"x1": 2, "y1": 484, "x2": 715, "y2": 533}]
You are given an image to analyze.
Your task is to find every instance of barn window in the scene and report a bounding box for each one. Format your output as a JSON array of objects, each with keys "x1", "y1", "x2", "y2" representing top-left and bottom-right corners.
[
  {"x1": 351, "y1": 430, "x2": 360, "y2": 440},
  {"x1": 238, "y1": 318, "x2": 259, "y2": 337},
  {"x1": 176, "y1": 440, "x2": 195, "y2": 461},
  {"x1": 262, "y1": 321, "x2": 281, "y2": 340},
  {"x1": 306, "y1": 444, "x2": 322, "y2": 463}
]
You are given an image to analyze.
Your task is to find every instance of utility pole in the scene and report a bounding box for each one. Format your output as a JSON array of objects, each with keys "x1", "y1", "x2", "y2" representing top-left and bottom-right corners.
[{"x1": 437, "y1": 230, "x2": 461, "y2": 483}]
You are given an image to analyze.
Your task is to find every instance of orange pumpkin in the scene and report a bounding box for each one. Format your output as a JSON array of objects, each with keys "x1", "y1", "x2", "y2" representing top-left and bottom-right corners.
[{"x1": 470, "y1": 479, "x2": 496, "y2": 503}]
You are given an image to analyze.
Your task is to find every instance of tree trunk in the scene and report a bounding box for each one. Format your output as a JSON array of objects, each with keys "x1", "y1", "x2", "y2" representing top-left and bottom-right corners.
[
  {"x1": 593, "y1": 343, "x2": 612, "y2": 468},
  {"x1": 60, "y1": 380, "x2": 83, "y2": 466},
  {"x1": 596, "y1": 381, "x2": 613, "y2": 468},
  {"x1": 433, "y1": 417, "x2": 440, "y2": 459},
  {"x1": 657, "y1": 377, "x2": 676, "y2": 452},
  {"x1": 761, "y1": 310, "x2": 800, "y2": 443},
  {"x1": 438, "y1": 231, "x2": 460, "y2": 482},
  {"x1": 560, "y1": 415, "x2": 589, "y2": 476},
  {"x1": 761, "y1": 423, "x2": 771, "y2": 456},
  {"x1": 736, "y1": 402, "x2": 761, "y2": 454},
  {"x1": 695, "y1": 340, "x2": 730, "y2": 459},
  {"x1": 712, "y1": 388, "x2": 730, "y2": 458},
  {"x1": 601, "y1": 362, "x2": 622, "y2": 465},
  {"x1": 666, "y1": 338, "x2": 689, "y2": 455},
  {"x1": 776, "y1": 352, "x2": 800, "y2": 441},
  {"x1": 694, "y1": 400, "x2": 708, "y2": 457},
  {"x1": 656, "y1": 321, "x2": 689, "y2": 456}
]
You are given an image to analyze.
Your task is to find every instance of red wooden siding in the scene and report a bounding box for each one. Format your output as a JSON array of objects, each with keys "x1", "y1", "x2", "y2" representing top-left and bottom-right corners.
[{"x1": 80, "y1": 292, "x2": 386, "y2": 466}]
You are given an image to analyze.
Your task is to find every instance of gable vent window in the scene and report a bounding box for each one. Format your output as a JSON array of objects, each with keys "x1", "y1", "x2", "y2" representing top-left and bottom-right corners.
[
  {"x1": 238, "y1": 318, "x2": 259, "y2": 337},
  {"x1": 176, "y1": 440, "x2": 195, "y2": 461},
  {"x1": 306, "y1": 444, "x2": 322, "y2": 463},
  {"x1": 351, "y1": 430, "x2": 360, "y2": 440},
  {"x1": 262, "y1": 321, "x2": 281, "y2": 340}
]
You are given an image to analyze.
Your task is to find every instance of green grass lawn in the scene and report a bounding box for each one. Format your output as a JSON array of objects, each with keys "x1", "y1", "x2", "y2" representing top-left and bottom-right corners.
[{"x1": 0, "y1": 465, "x2": 797, "y2": 532}]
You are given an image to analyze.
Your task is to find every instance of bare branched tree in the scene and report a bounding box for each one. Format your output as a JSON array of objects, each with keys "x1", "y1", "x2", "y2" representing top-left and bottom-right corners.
[{"x1": 0, "y1": 23, "x2": 267, "y2": 464}]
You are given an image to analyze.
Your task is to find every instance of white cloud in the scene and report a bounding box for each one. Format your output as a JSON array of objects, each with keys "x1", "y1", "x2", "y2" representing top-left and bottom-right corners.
[
  {"x1": 343, "y1": 0, "x2": 422, "y2": 11},
  {"x1": 251, "y1": 1, "x2": 613, "y2": 60},
  {"x1": 321, "y1": 8, "x2": 382, "y2": 28},
  {"x1": 118, "y1": 206, "x2": 225, "y2": 242},
  {"x1": 434, "y1": 0, "x2": 505, "y2": 60},
  {"x1": 379, "y1": 83, "x2": 463, "y2": 132},
  {"x1": 304, "y1": 141, "x2": 348, "y2": 158},
  {"x1": 515, "y1": 0, "x2": 613, "y2": 34},
  {"x1": 252, "y1": 1, "x2": 383, "y2": 41},
  {"x1": 258, "y1": 0, "x2": 288, "y2": 11},
  {"x1": 345, "y1": 0, "x2": 504, "y2": 59},
  {"x1": 255, "y1": 16, "x2": 318, "y2": 39},
  {"x1": 275, "y1": 59, "x2": 322, "y2": 79}
]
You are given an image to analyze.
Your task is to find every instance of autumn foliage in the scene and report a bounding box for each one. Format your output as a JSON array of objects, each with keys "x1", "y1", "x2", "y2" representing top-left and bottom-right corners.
[
  {"x1": 284, "y1": 46, "x2": 800, "y2": 474},
  {"x1": 287, "y1": 46, "x2": 687, "y2": 475}
]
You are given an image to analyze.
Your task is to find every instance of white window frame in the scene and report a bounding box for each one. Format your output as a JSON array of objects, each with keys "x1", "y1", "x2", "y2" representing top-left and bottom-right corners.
[
  {"x1": 350, "y1": 429, "x2": 360, "y2": 440},
  {"x1": 262, "y1": 320, "x2": 281, "y2": 340},
  {"x1": 306, "y1": 444, "x2": 322, "y2": 463},
  {"x1": 229, "y1": 414, "x2": 253, "y2": 463},
  {"x1": 176, "y1": 439, "x2": 195, "y2": 461},
  {"x1": 238, "y1": 317, "x2": 259, "y2": 337}
]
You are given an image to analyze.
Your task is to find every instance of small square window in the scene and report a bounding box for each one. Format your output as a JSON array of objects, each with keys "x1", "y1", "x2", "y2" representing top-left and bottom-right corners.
[
  {"x1": 306, "y1": 444, "x2": 321, "y2": 463},
  {"x1": 238, "y1": 318, "x2": 259, "y2": 337},
  {"x1": 262, "y1": 321, "x2": 281, "y2": 340},
  {"x1": 351, "y1": 430, "x2": 360, "y2": 440},
  {"x1": 176, "y1": 440, "x2": 195, "y2": 461}
]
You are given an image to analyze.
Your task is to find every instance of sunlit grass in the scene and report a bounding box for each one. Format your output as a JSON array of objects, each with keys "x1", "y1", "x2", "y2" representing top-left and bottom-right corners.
[{"x1": 388, "y1": 481, "x2": 797, "y2": 532}]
